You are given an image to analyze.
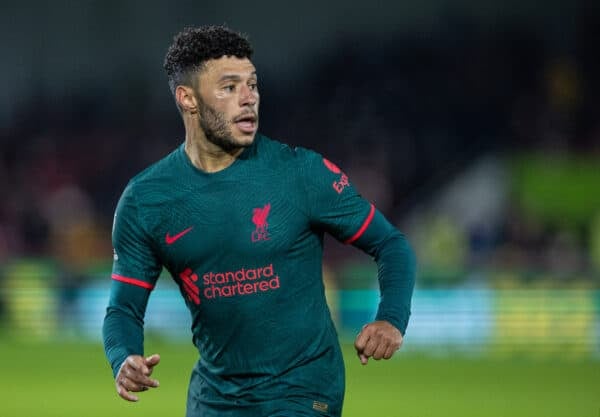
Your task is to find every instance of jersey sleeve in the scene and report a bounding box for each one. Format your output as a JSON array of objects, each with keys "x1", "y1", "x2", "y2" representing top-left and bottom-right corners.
[
  {"x1": 297, "y1": 148, "x2": 416, "y2": 334},
  {"x1": 297, "y1": 148, "x2": 373, "y2": 243},
  {"x1": 103, "y1": 183, "x2": 162, "y2": 377},
  {"x1": 111, "y1": 182, "x2": 162, "y2": 288}
]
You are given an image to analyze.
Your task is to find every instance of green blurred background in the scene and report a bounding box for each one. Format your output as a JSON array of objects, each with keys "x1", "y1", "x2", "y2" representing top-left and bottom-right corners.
[{"x1": 1, "y1": 1, "x2": 600, "y2": 416}]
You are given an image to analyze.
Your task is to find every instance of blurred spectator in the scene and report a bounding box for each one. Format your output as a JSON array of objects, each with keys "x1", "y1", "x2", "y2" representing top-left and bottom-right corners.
[{"x1": 43, "y1": 183, "x2": 110, "y2": 333}]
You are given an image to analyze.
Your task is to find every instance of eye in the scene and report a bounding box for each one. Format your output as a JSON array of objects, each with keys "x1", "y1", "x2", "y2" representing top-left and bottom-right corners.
[
  {"x1": 223, "y1": 85, "x2": 236, "y2": 92},
  {"x1": 249, "y1": 82, "x2": 258, "y2": 91}
]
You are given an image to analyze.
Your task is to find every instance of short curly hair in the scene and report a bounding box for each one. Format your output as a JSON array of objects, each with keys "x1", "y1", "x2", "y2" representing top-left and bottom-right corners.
[{"x1": 164, "y1": 25, "x2": 254, "y2": 97}]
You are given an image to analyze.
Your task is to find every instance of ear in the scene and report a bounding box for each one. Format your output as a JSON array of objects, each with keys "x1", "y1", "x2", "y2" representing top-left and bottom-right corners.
[{"x1": 176, "y1": 85, "x2": 198, "y2": 114}]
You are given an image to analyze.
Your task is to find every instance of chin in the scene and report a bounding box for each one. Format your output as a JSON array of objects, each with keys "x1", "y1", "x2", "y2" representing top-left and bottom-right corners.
[{"x1": 235, "y1": 133, "x2": 257, "y2": 147}]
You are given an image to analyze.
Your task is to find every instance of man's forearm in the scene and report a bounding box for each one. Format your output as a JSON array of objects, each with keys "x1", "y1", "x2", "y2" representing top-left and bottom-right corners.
[
  {"x1": 103, "y1": 306, "x2": 145, "y2": 377},
  {"x1": 102, "y1": 280, "x2": 150, "y2": 377},
  {"x1": 353, "y1": 209, "x2": 416, "y2": 335},
  {"x1": 373, "y1": 229, "x2": 416, "y2": 334}
]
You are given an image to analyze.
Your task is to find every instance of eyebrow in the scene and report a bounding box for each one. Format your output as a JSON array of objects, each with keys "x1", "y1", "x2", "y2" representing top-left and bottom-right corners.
[{"x1": 218, "y1": 72, "x2": 257, "y2": 83}]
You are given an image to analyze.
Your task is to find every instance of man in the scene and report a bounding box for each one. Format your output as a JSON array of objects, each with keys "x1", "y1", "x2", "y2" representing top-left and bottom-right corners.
[{"x1": 103, "y1": 25, "x2": 416, "y2": 417}]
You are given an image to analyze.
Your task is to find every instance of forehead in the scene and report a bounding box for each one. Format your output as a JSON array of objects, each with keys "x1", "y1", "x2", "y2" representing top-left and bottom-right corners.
[{"x1": 200, "y1": 56, "x2": 256, "y2": 82}]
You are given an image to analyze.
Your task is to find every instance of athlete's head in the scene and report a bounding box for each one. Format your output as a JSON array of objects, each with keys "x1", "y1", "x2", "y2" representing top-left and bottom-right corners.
[{"x1": 164, "y1": 25, "x2": 259, "y2": 150}]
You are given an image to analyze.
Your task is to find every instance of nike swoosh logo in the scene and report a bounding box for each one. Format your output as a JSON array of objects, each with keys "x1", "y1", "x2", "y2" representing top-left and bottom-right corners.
[{"x1": 165, "y1": 226, "x2": 193, "y2": 245}]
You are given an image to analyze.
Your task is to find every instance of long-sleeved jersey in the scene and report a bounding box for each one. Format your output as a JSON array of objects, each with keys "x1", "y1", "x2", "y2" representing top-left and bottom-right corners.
[{"x1": 103, "y1": 134, "x2": 415, "y2": 416}]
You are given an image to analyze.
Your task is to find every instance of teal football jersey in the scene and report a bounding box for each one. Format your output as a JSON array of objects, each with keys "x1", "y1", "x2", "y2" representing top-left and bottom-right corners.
[{"x1": 104, "y1": 134, "x2": 415, "y2": 416}]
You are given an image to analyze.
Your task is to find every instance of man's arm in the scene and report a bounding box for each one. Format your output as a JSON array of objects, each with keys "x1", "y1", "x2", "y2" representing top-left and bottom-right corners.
[
  {"x1": 103, "y1": 281, "x2": 160, "y2": 401},
  {"x1": 104, "y1": 183, "x2": 163, "y2": 400},
  {"x1": 350, "y1": 217, "x2": 416, "y2": 364},
  {"x1": 296, "y1": 148, "x2": 416, "y2": 363}
]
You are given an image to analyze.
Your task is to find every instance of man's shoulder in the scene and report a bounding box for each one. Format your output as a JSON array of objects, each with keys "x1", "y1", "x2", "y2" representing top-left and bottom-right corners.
[
  {"x1": 127, "y1": 144, "x2": 183, "y2": 189},
  {"x1": 255, "y1": 134, "x2": 319, "y2": 165}
]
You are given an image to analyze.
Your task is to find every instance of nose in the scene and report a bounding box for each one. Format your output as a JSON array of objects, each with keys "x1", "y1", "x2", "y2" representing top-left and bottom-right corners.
[{"x1": 239, "y1": 84, "x2": 257, "y2": 107}]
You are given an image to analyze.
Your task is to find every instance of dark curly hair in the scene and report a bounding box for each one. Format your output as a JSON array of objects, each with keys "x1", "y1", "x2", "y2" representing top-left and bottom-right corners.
[{"x1": 164, "y1": 25, "x2": 253, "y2": 97}]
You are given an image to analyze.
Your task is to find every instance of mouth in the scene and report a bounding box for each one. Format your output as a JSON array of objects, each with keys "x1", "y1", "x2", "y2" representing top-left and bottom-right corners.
[{"x1": 233, "y1": 113, "x2": 258, "y2": 134}]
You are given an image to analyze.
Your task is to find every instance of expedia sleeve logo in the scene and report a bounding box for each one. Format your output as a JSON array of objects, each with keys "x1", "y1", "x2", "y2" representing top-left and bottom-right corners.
[{"x1": 323, "y1": 158, "x2": 349, "y2": 194}]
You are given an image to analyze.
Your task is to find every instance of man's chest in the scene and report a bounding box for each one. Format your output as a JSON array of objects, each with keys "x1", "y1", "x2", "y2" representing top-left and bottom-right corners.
[
  {"x1": 147, "y1": 178, "x2": 311, "y2": 271},
  {"x1": 143, "y1": 176, "x2": 321, "y2": 312}
]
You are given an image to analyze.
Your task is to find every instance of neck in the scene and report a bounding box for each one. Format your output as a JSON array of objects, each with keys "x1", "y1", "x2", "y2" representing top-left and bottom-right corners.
[{"x1": 183, "y1": 123, "x2": 244, "y2": 174}]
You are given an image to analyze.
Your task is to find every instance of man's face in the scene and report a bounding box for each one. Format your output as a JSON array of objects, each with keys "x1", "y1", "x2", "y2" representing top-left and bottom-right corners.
[{"x1": 194, "y1": 56, "x2": 259, "y2": 151}]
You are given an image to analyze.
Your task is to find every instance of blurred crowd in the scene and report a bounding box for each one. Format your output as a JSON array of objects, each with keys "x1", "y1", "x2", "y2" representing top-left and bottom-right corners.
[{"x1": 1, "y1": 15, "x2": 599, "y2": 288}]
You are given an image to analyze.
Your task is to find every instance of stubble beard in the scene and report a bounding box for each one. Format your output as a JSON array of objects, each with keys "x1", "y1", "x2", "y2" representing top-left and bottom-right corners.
[{"x1": 197, "y1": 97, "x2": 255, "y2": 152}]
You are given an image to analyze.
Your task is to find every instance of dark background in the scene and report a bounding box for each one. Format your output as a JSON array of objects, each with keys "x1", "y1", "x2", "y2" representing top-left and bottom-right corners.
[{"x1": 0, "y1": 0, "x2": 599, "y2": 339}]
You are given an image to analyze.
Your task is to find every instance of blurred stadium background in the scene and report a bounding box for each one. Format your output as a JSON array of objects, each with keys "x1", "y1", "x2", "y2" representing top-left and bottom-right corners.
[{"x1": 1, "y1": 1, "x2": 599, "y2": 416}]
